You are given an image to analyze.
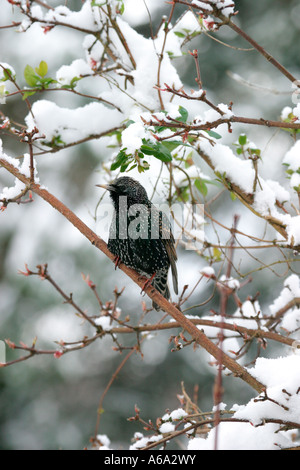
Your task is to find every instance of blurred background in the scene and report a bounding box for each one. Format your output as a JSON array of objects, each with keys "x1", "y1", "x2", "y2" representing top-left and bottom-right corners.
[{"x1": 0, "y1": 0, "x2": 299, "y2": 449}]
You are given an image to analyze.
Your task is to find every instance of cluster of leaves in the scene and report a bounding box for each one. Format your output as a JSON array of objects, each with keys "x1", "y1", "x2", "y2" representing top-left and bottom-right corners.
[
  {"x1": 0, "y1": 66, "x2": 16, "y2": 103},
  {"x1": 110, "y1": 138, "x2": 183, "y2": 174},
  {"x1": 281, "y1": 109, "x2": 300, "y2": 136},
  {"x1": 91, "y1": 0, "x2": 125, "y2": 14},
  {"x1": 0, "y1": 67, "x2": 15, "y2": 82},
  {"x1": 110, "y1": 107, "x2": 191, "y2": 173},
  {"x1": 233, "y1": 133, "x2": 261, "y2": 160},
  {"x1": 110, "y1": 107, "x2": 221, "y2": 174},
  {"x1": 109, "y1": 106, "x2": 225, "y2": 203},
  {"x1": 23, "y1": 61, "x2": 55, "y2": 99},
  {"x1": 283, "y1": 161, "x2": 300, "y2": 192},
  {"x1": 174, "y1": 28, "x2": 201, "y2": 41},
  {"x1": 172, "y1": 21, "x2": 206, "y2": 55},
  {"x1": 23, "y1": 60, "x2": 83, "y2": 100}
]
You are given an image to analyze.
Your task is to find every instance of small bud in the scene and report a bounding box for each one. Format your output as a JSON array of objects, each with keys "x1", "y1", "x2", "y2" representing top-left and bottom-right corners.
[{"x1": 54, "y1": 350, "x2": 63, "y2": 359}]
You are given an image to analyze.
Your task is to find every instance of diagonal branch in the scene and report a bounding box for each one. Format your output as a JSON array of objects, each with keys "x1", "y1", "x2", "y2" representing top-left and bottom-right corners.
[{"x1": 0, "y1": 156, "x2": 265, "y2": 393}]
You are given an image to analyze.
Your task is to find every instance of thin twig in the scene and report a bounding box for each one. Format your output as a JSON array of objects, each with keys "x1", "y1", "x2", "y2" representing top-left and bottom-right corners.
[{"x1": 156, "y1": 2, "x2": 176, "y2": 109}]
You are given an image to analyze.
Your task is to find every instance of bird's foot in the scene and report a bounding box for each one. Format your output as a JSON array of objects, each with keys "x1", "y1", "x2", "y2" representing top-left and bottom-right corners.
[
  {"x1": 113, "y1": 255, "x2": 121, "y2": 270},
  {"x1": 137, "y1": 275, "x2": 148, "y2": 295},
  {"x1": 139, "y1": 272, "x2": 156, "y2": 295}
]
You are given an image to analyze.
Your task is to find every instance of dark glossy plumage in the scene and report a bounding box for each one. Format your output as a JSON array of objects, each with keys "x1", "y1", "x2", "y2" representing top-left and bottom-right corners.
[{"x1": 98, "y1": 177, "x2": 178, "y2": 310}]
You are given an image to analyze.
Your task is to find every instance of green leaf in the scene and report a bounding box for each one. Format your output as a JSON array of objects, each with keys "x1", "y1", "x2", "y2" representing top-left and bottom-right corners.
[
  {"x1": 162, "y1": 140, "x2": 192, "y2": 152},
  {"x1": 140, "y1": 144, "x2": 155, "y2": 154},
  {"x1": 202, "y1": 178, "x2": 221, "y2": 187},
  {"x1": 238, "y1": 134, "x2": 247, "y2": 146},
  {"x1": 206, "y1": 130, "x2": 222, "y2": 139},
  {"x1": 39, "y1": 77, "x2": 56, "y2": 88},
  {"x1": 177, "y1": 106, "x2": 188, "y2": 123},
  {"x1": 250, "y1": 148, "x2": 261, "y2": 157},
  {"x1": 194, "y1": 178, "x2": 208, "y2": 197},
  {"x1": 110, "y1": 161, "x2": 122, "y2": 171},
  {"x1": 1, "y1": 68, "x2": 13, "y2": 82},
  {"x1": 174, "y1": 31, "x2": 186, "y2": 38},
  {"x1": 118, "y1": 0, "x2": 125, "y2": 14},
  {"x1": 213, "y1": 247, "x2": 222, "y2": 262},
  {"x1": 127, "y1": 163, "x2": 137, "y2": 171},
  {"x1": 179, "y1": 186, "x2": 190, "y2": 202},
  {"x1": 24, "y1": 65, "x2": 39, "y2": 87},
  {"x1": 69, "y1": 76, "x2": 80, "y2": 88},
  {"x1": 154, "y1": 125, "x2": 168, "y2": 133},
  {"x1": 60, "y1": 76, "x2": 80, "y2": 90},
  {"x1": 35, "y1": 60, "x2": 48, "y2": 78},
  {"x1": 140, "y1": 141, "x2": 172, "y2": 162},
  {"x1": 137, "y1": 164, "x2": 147, "y2": 173},
  {"x1": 120, "y1": 161, "x2": 130, "y2": 172},
  {"x1": 22, "y1": 90, "x2": 36, "y2": 100},
  {"x1": 161, "y1": 141, "x2": 181, "y2": 152},
  {"x1": 110, "y1": 149, "x2": 129, "y2": 171},
  {"x1": 51, "y1": 135, "x2": 65, "y2": 147}
]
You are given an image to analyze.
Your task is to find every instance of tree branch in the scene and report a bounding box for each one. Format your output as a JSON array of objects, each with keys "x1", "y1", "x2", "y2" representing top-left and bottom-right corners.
[
  {"x1": 0, "y1": 156, "x2": 265, "y2": 393},
  {"x1": 174, "y1": 0, "x2": 299, "y2": 85}
]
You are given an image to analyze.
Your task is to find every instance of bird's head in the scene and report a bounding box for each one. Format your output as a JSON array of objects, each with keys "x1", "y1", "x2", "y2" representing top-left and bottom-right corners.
[{"x1": 96, "y1": 176, "x2": 149, "y2": 206}]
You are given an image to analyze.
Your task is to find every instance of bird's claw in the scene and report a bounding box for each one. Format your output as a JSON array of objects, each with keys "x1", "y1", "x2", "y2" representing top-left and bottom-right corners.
[
  {"x1": 139, "y1": 272, "x2": 156, "y2": 295},
  {"x1": 113, "y1": 255, "x2": 121, "y2": 270}
]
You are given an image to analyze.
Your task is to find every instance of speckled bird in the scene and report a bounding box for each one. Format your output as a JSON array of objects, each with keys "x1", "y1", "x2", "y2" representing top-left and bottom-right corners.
[{"x1": 97, "y1": 177, "x2": 178, "y2": 310}]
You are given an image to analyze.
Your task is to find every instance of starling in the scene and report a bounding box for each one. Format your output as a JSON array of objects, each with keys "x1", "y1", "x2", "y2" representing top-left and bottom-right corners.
[{"x1": 97, "y1": 176, "x2": 178, "y2": 310}]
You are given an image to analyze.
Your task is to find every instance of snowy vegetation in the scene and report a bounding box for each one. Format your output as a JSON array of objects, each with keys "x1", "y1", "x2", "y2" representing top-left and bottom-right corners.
[{"x1": 1, "y1": 0, "x2": 300, "y2": 450}]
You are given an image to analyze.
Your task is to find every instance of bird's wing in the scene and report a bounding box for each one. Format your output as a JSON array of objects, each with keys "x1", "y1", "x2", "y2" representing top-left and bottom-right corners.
[{"x1": 159, "y1": 210, "x2": 179, "y2": 295}]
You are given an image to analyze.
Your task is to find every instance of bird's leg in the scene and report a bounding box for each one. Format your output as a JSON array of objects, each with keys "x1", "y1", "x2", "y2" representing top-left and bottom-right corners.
[
  {"x1": 140, "y1": 272, "x2": 156, "y2": 294},
  {"x1": 113, "y1": 255, "x2": 121, "y2": 270}
]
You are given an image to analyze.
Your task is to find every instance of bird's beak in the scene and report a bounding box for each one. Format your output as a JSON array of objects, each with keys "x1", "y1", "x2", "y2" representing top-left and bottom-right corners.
[{"x1": 96, "y1": 183, "x2": 116, "y2": 192}]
